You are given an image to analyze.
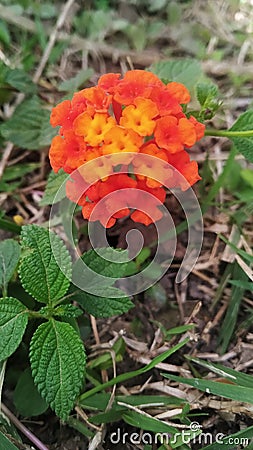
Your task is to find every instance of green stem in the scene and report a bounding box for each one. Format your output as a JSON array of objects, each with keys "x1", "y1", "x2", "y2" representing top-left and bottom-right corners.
[
  {"x1": 205, "y1": 128, "x2": 253, "y2": 138},
  {"x1": 28, "y1": 310, "x2": 45, "y2": 319}
]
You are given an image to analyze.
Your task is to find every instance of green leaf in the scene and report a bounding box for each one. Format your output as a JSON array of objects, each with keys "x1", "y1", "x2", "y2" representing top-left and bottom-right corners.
[
  {"x1": 1, "y1": 163, "x2": 40, "y2": 182},
  {"x1": 30, "y1": 319, "x2": 86, "y2": 420},
  {"x1": 72, "y1": 248, "x2": 132, "y2": 294},
  {"x1": 40, "y1": 169, "x2": 69, "y2": 206},
  {"x1": 73, "y1": 290, "x2": 134, "y2": 318},
  {"x1": 39, "y1": 304, "x2": 83, "y2": 319},
  {"x1": 83, "y1": 392, "x2": 185, "y2": 413},
  {"x1": 196, "y1": 82, "x2": 218, "y2": 107},
  {"x1": 0, "y1": 96, "x2": 58, "y2": 150},
  {"x1": 13, "y1": 368, "x2": 48, "y2": 417},
  {"x1": 186, "y1": 356, "x2": 253, "y2": 389},
  {"x1": 195, "y1": 82, "x2": 220, "y2": 119},
  {"x1": 122, "y1": 410, "x2": 200, "y2": 448},
  {"x1": 0, "y1": 19, "x2": 10, "y2": 46},
  {"x1": 0, "y1": 297, "x2": 28, "y2": 360},
  {"x1": 229, "y1": 110, "x2": 253, "y2": 162},
  {"x1": 0, "y1": 432, "x2": 20, "y2": 450},
  {"x1": 0, "y1": 239, "x2": 20, "y2": 294},
  {"x1": 5, "y1": 69, "x2": 37, "y2": 94},
  {"x1": 58, "y1": 68, "x2": 94, "y2": 93},
  {"x1": 162, "y1": 373, "x2": 253, "y2": 404},
  {"x1": 241, "y1": 168, "x2": 253, "y2": 188},
  {"x1": 229, "y1": 279, "x2": 253, "y2": 291},
  {"x1": 218, "y1": 263, "x2": 247, "y2": 353},
  {"x1": 148, "y1": 58, "x2": 202, "y2": 91},
  {"x1": 79, "y1": 339, "x2": 189, "y2": 402},
  {"x1": 19, "y1": 225, "x2": 72, "y2": 304}
]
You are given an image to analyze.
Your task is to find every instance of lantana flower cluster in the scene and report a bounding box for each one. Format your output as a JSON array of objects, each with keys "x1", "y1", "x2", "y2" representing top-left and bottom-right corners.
[{"x1": 49, "y1": 70, "x2": 205, "y2": 227}]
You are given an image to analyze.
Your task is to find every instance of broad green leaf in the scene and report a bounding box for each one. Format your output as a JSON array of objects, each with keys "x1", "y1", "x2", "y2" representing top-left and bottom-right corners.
[
  {"x1": 82, "y1": 248, "x2": 131, "y2": 278},
  {"x1": 58, "y1": 68, "x2": 94, "y2": 92},
  {"x1": 229, "y1": 110, "x2": 253, "y2": 162},
  {"x1": 1, "y1": 163, "x2": 40, "y2": 182},
  {"x1": 149, "y1": 58, "x2": 202, "y2": 91},
  {"x1": 40, "y1": 169, "x2": 69, "y2": 206},
  {"x1": 19, "y1": 225, "x2": 71, "y2": 304},
  {"x1": 196, "y1": 82, "x2": 218, "y2": 107},
  {"x1": 72, "y1": 248, "x2": 132, "y2": 296},
  {"x1": 162, "y1": 373, "x2": 253, "y2": 404},
  {"x1": 0, "y1": 432, "x2": 20, "y2": 450},
  {"x1": 195, "y1": 82, "x2": 221, "y2": 119},
  {"x1": 5, "y1": 69, "x2": 37, "y2": 94},
  {"x1": 73, "y1": 290, "x2": 134, "y2": 318},
  {"x1": 0, "y1": 297, "x2": 28, "y2": 360},
  {"x1": 0, "y1": 96, "x2": 58, "y2": 150},
  {"x1": 39, "y1": 304, "x2": 83, "y2": 318},
  {"x1": 30, "y1": 319, "x2": 86, "y2": 420},
  {"x1": 13, "y1": 368, "x2": 48, "y2": 417},
  {"x1": 0, "y1": 239, "x2": 20, "y2": 294}
]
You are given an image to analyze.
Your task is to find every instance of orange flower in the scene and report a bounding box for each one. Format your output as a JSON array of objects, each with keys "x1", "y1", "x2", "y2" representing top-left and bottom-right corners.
[
  {"x1": 49, "y1": 131, "x2": 86, "y2": 173},
  {"x1": 154, "y1": 116, "x2": 184, "y2": 153},
  {"x1": 82, "y1": 174, "x2": 137, "y2": 228},
  {"x1": 120, "y1": 97, "x2": 158, "y2": 136},
  {"x1": 166, "y1": 81, "x2": 191, "y2": 104},
  {"x1": 149, "y1": 86, "x2": 182, "y2": 116},
  {"x1": 78, "y1": 86, "x2": 112, "y2": 113},
  {"x1": 65, "y1": 171, "x2": 90, "y2": 206},
  {"x1": 166, "y1": 151, "x2": 201, "y2": 190},
  {"x1": 50, "y1": 100, "x2": 87, "y2": 131},
  {"x1": 154, "y1": 116, "x2": 200, "y2": 153},
  {"x1": 49, "y1": 69, "x2": 205, "y2": 228},
  {"x1": 189, "y1": 115, "x2": 205, "y2": 140},
  {"x1": 102, "y1": 126, "x2": 142, "y2": 159},
  {"x1": 133, "y1": 142, "x2": 172, "y2": 188},
  {"x1": 73, "y1": 112, "x2": 116, "y2": 146},
  {"x1": 113, "y1": 70, "x2": 163, "y2": 105},
  {"x1": 98, "y1": 73, "x2": 121, "y2": 93},
  {"x1": 78, "y1": 153, "x2": 113, "y2": 184},
  {"x1": 131, "y1": 179, "x2": 166, "y2": 226},
  {"x1": 178, "y1": 118, "x2": 197, "y2": 147}
]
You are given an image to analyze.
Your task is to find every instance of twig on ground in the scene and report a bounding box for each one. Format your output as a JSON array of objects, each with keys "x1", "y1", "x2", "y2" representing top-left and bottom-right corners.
[
  {"x1": 32, "y1": 0, "x2": 76, "y2": 84},
  {"x1": 0, "y1": 142, "x2": 13, "y2": 180}
]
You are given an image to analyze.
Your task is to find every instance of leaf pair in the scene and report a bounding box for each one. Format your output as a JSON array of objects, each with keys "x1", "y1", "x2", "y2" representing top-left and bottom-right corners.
[{"x1": 0, "y1": 226, "x2": 85, "y2": 420}]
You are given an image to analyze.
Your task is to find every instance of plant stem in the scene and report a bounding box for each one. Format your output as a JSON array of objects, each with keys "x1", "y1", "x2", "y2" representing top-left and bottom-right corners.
[
  {"x1": 205, "y1": 128, "x2": 253, "y2": 138},
  {"x1": 1, "y1": 403, "x2": 49, "y2": 450}
]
